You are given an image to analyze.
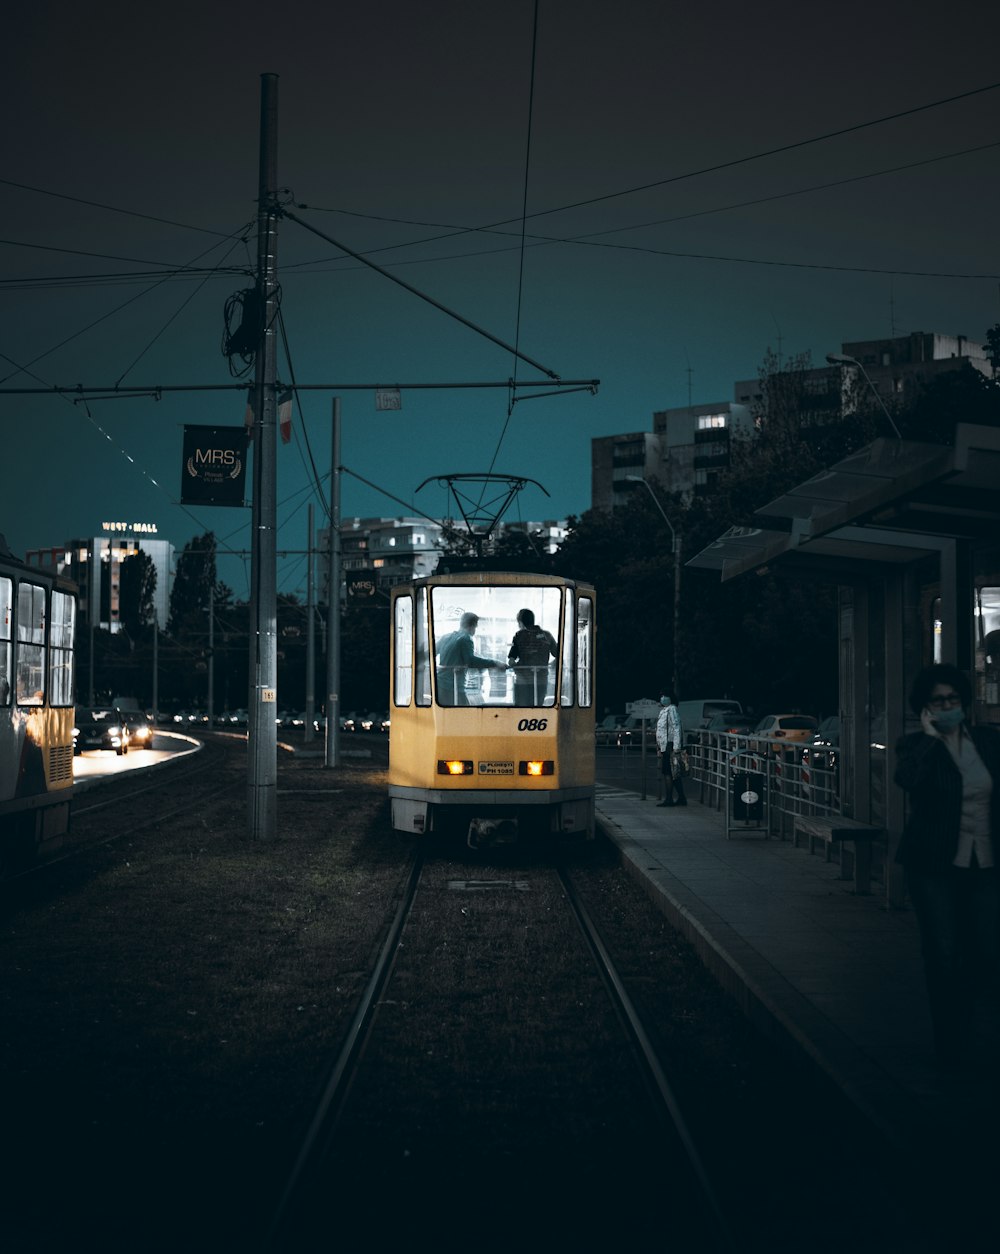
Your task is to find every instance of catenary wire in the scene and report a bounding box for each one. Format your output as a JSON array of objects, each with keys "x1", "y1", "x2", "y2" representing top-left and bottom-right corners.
[
  {"x1": 0, "y1": 222, "x2": 255, "y2": 385},
  {"x1": 292, "y1": 84, "x2": 1000, "y2": 258},
  {"x1": 116, "y1": 233, "x2": 251, "y2": 386},
  {"x1": 0, "y1": 176, "x2": 247, "y2": 237}
]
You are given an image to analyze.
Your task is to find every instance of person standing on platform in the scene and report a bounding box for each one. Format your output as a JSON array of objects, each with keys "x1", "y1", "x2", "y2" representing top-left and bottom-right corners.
[
  {"x1": 894, "y1": 663, "x2": 1000, "y2": 1070},
  {"x1": 656, "y1": 691, "x2": 687, "y2": 807}
]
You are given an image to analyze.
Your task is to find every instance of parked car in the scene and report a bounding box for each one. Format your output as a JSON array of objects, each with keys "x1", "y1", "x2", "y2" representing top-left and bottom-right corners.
[
  {"x1": 615, "y1": 713, "x2": 659, "y2": 749},
  {"x1": 702, "y1": 711, "x2": 756, "y2": 747},
  {"x1": 751, "y1": 714, "x2": 819, "y2": 756},
  {"x1": 677, "y1": 699, "x2": 744, "y2": 740},
  {"x1": 122, "y1": 709, "x2": 154, "y2": 750},
  {"x1": 73, "y1": 707, "x2": 130, "y2": 755},
  {"x1": 595, "y1": 714, "x2": 624, "y2": 746}
]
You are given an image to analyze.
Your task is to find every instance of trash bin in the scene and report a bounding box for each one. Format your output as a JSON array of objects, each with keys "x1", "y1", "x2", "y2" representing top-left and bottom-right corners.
[{"x1": 731, "y1": 768, "x2": 764, "y2": 822}]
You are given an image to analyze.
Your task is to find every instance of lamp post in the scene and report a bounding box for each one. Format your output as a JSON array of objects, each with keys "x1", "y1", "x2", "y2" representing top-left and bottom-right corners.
[
  {"x1": 826, "y1": 352, "x2": 902, "y2": 439},
  {"x1": 626, "y1": 475, "x2": 681, "y2": 695}
]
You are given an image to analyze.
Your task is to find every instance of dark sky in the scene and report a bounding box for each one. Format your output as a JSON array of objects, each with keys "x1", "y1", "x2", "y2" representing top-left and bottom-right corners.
[{"x1": 4, "y1": 0, "x2": 999, "y2": 598}]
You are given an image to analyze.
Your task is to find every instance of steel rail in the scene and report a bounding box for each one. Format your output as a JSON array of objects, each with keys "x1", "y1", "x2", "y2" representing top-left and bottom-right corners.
[
  {"x1": 265, "y1": 848, "x2": 425, "y2": 1248},
  {"x1": 556, "y1": 863, "x2": 738, "y2": 1252}
]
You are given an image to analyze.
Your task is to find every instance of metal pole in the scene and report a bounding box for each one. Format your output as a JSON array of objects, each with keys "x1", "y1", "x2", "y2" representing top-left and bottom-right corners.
[
  {"x1": 152, "y1": 617, "x2": 158, "y2": 725},
  {"x1": 324, "y1": 397, "x2": 342, "y2": 768},
  {"x1": 673, "y1": 536, "x2": 682, "y2": 698},
  {"x1": 248, "y1": 72, "x2": 280, "y2": 839},
  {"x1": 207, "y1": 576, "x2": 215, "y2": 726},
  {"x1": 304, "y1": 504, "x2": 315, "y2": 743}
]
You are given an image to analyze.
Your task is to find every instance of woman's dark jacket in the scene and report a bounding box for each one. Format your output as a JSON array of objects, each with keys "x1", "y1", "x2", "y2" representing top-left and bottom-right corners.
[{"x1": 894, "y1": 725, "x2": 1000, "y2": 870}]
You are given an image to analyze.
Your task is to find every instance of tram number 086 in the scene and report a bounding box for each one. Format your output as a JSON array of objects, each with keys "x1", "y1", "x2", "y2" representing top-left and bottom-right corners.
[{"x1": 517, "y1": 718, "x2": 548, "y2": 732}]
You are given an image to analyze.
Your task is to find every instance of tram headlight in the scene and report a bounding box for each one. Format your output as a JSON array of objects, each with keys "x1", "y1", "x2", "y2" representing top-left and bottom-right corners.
[
  {"x1": 519, "y1": 760, "x2": 554, "y2": 776},
  {"x1": 438, "y1": 759, "x2": 473, "y2": 776}
]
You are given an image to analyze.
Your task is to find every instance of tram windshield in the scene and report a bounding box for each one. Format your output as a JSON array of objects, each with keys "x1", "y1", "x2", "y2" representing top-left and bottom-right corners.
[{"x1": 431, "y1": 585, "x2": 563, "y2": 707}]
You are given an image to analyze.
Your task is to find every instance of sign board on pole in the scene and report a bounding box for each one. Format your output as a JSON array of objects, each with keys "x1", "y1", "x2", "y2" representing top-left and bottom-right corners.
[
  {"x1": 375, "y1": 387, "x2": 401, "y2": 411},
  {"x1": 626, "y1": 699, "x2": 661, "y2": 721},
  {"x1": 180, "y1": 426, "x2": 248, "y2": 507}
]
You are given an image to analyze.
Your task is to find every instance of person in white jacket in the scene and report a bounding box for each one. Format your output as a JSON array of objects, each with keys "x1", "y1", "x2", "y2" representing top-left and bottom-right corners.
[{"x1": 655, "y1": 692, "x2": 687, "y2": 807}]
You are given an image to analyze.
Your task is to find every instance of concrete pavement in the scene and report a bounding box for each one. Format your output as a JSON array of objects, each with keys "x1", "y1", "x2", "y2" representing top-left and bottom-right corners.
[{"x1": 595, "y1": 782, "x2": 1000, "y2": 1152}]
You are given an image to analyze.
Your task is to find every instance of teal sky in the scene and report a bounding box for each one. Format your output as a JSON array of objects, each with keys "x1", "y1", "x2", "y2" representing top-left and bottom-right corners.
[{"x1": 4, "y1": 0, "x2": 1000, "y2": 598}]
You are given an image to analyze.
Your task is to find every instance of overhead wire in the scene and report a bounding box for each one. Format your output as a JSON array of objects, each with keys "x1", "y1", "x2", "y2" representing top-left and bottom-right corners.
[
  {"x1": 276, "y1": 308, "x2": 331, "y2": 523},
  {"x1": 0, "y1": 176, "x2": 244, "y2": 237},
  {"x1": 485, "y1": 0, "x2": 540, "y2": 489},
  {"x1": 0, "y1": 221, "x2": 255, "y2": 385},
  {"x1": 115, "y1": 232, "x2": 252, "y2": 386},
  {"x1": 296, "y1": 80, "x2": 1000, "y2": 256}
]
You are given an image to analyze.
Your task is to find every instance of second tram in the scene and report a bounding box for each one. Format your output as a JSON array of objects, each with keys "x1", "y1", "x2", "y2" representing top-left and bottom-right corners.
[
  {"x1": 388, "y1": 569, "x2": 595, "y2": 846},
  {"x1": 0, "y1": 539, "x2": 76, "y2": 873}
]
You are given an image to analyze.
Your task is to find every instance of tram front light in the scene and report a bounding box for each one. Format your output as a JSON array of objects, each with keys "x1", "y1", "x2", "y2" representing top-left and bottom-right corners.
[
  {"x1": 438, "y1": 759, "x2": 473, "y2": 776},
  {"x1": 519, "y1": 760, "x2": 554, "y2": 776}
]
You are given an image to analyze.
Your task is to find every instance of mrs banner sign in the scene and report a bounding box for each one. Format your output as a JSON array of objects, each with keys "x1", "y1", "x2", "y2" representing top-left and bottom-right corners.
[{"x1": 181, "y1": 426, "x2": 248, "y2": 507}]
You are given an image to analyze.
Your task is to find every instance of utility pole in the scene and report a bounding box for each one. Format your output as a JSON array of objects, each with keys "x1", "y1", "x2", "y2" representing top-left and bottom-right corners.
[
  {"x1": 325, "y1": 397, "x2": 342, "y2": 769},
  {"x1": 207, "y1": 578, "x2": 215, "y2": 727},
  {"x1": 304, "y1": 504, "x2": 315, "y2": 743},
  {"x1": 248, "y1": 72, "x2": 280, "y2": 839}
]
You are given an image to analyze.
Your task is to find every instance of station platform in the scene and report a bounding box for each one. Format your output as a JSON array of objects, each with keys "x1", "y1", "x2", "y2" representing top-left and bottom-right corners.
[{"x1": 594, "y1": 782, "x2": 1000, "y2": 1154}]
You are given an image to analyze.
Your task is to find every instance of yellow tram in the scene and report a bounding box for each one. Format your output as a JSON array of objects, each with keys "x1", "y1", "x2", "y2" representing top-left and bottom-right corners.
[
  {"x1": 0, "y1": 540, "x2": 76, "y2": 872},
  {"x1": 388, "y1": 569, "x2": 596, "y2": 847}
]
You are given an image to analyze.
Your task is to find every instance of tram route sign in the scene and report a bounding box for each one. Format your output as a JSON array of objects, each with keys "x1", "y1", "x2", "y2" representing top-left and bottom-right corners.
[{"x1": 626, "y1": 699, "x2": 661, "y2": 721}]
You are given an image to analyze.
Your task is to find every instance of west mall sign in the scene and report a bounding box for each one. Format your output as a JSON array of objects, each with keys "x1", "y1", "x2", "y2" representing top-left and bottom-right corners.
[{"x1": 102, "y1": 522, "x2": 159, "y2": 534}]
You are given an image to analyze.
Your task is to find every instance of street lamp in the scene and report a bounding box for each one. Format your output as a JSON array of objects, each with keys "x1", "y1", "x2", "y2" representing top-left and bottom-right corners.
[
  {"x1": 826, "y1": 353, "x2": 902, "y2": 439},
  {"x1": 625, "y1": 475, "x2": 682, "y2": 695}
]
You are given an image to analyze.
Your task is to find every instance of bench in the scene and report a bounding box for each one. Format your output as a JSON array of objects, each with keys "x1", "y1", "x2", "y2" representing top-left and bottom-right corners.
[{"x1": 792, "y1": 817, "x2": 885, "y2": 895}]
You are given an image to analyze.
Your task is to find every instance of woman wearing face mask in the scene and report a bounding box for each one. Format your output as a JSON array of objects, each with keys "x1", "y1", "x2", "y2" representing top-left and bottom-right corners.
[{"x1": 894, "y1": 663, "x2": 1000, "y2": 1070}]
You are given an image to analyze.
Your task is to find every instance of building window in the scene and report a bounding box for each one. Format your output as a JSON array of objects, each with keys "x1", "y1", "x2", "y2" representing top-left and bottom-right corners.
[{"x1": 697, "y1": 414, "x2": 727, "y2": 429}]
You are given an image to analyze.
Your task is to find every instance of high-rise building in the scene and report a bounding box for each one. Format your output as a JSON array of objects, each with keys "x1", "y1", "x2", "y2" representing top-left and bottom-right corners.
[{"x1": 26, "y1": 523, "x2": 174, "y2": 632}]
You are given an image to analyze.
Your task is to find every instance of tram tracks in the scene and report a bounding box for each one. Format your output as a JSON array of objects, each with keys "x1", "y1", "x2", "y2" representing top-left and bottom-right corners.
[
  {"x1": 5, "y1": 737, "x2": 243, "y2": 883},
  {"x1": 267, "y1": 848, "x2": 736, "y2": 1251}
]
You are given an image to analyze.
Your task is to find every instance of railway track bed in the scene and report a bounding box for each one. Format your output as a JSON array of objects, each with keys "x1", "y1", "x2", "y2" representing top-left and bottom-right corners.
[{"x1": 2, "y1": 749, "x2": 930, "y2": 1253}]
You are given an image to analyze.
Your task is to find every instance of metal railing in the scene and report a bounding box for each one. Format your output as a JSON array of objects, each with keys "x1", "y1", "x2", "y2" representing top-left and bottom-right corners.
[{"x1": 687, "y1": 730, "x2": 841, "y2": 840}]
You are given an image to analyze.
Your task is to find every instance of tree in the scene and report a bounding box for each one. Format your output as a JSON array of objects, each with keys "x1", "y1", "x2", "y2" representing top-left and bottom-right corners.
[
  {"x1": 554, "y1": 492, "x2": 677, "y2": 711},
  {"x1": 118, "y1": 548, "x2": 157, "y2": 639},
  {"x1": 168, "y1": 533, "x2": 217, "y2": 637},
  {"x1": 895, "y1": 361, "x2": 1000, "y2": 444}
]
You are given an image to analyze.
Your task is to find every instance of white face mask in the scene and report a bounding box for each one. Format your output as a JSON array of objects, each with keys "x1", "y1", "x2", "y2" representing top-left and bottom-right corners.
[{"x1": 932, "y1": 706, "x2": 964, "y2": 730}]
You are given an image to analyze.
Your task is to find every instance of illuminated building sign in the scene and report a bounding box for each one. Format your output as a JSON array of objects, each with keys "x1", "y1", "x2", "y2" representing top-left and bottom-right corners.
[{"x1": 102, "y1": 522, "x2": 159, "y2": 534}]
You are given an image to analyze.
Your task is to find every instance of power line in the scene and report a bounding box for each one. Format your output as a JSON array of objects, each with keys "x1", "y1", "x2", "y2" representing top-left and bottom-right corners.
[
  {"x1": 0, "y1": 176, "x2": 243, "y2": 237},
  {"x1": 282, "y1": 207, "x2": 562, "y2": 380},
  {"x1": 295, "y1": 82, "x2": 1000, "y2": 249}
]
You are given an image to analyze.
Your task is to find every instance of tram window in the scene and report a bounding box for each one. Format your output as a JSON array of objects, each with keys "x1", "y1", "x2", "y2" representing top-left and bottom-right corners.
[
  {"x1": 16, "y1": 581, "x2": 46, "y2": 705},
  {"x1": 394, "y1": 595, "x2": 413, "y2": 706},
  {"x1": 560, "y1": 593, "x2": 574, "y2": 706},
  {"x1": 0, "y1": 576, "x2": 11, "y2": 705},
  {"x1": 49, "y1": 589, "x2": 75, "y2": 708},
  {"x1": 431, "y1": 585, "x2": 561, "y2": 707},
  {"x1": 576, "y1": 596, "x2": 593, "y2": 708},
  {"x1": 415, "y1": 587, "x2": 432, "y2": 706}
]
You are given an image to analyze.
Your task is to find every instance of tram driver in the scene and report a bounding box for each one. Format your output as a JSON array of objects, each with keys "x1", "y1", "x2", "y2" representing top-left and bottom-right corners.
[{"x1": 436, "y1": 612, "x2": 502, "y2": 705}]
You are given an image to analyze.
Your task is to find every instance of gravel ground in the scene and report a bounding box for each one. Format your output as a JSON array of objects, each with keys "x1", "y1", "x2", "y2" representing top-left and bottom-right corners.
[{"x1": 1, "y1": 744, "x2": 938, "y2": 1253}]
